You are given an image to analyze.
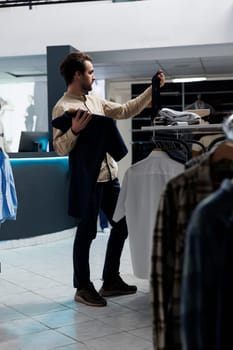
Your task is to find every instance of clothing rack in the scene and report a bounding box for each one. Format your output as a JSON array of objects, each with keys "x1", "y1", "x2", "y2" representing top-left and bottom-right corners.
[{"x1": 131, "y1": 123, "x2": 224, "y2": 164}]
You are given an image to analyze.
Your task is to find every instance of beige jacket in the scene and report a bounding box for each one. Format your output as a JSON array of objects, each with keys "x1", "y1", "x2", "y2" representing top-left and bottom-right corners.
[{"x1": 52, "y1": 86, "x2": 152, "y2": 182}]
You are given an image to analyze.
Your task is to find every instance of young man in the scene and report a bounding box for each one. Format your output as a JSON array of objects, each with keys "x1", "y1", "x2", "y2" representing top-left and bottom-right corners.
[{"x1": 52, "y1": 51, "x2": 165, "y2": 307}]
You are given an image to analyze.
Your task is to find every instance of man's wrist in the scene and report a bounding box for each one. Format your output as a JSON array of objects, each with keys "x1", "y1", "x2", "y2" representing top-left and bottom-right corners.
[{"x1": 71, "y1": 128, "x2": 79, "y2": 136}]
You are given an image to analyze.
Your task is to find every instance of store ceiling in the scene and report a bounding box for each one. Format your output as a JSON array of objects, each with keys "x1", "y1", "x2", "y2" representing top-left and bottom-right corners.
[
  {"x1": 0, "y1": 0, "x2": 103, "y2": 9},
  {"x1": 0, "y1": 44, "x2": 233, "y2": 83}
]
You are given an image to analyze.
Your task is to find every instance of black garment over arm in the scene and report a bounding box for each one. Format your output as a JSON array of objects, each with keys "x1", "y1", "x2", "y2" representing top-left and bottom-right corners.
[{"x1": 52, "y1": 113, "x2": 128, "y2": 218}]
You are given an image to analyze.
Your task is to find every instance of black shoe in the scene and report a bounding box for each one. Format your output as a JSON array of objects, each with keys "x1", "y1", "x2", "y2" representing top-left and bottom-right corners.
[
  {"x1": 99, "y1": 276, "x2": 137, "y2": 297},
  {"x1": 75, "y1": 282, "x2": 107, "y2": 307}
]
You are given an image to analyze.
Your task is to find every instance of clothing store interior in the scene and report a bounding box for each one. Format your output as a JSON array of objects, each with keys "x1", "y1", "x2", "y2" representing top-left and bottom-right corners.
[{"x1": 1, "y1": 0, "x2": 233, "y2": 349}]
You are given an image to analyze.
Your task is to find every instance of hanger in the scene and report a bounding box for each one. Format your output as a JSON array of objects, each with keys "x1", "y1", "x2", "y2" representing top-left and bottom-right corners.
[
  {"x1": 151, "y1": 135, "x2": 192, "y2": 159},
  {"x1": 207, "y1": 135, "x2": 226, "y2": 151},
  {"x1": 210, "y1": 114, "x2": 233, "y2": 162},
  {"x1": 186, "y1": 139, "x2": 206, "y2": 153},
  {"x1": 210, "y1": 140, "x2": 233, "y2": 188},
  {"x1": 211, "y1": 140, "x2": 233, "y2": 163}
]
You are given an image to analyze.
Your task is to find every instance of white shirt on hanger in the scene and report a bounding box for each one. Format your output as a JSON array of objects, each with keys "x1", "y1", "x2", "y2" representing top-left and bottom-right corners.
[{"x1": 113, "y1": 150, "x2": 184, "y2": 279}]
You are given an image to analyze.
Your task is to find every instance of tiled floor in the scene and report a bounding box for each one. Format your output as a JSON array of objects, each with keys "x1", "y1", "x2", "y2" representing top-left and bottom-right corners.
[{"x1": 0, "y1": 228, "x2": 153, "y2": 350}]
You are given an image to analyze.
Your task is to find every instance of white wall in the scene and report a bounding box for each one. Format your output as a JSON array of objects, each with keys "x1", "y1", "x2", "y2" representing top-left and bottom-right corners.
[{"x1": 0, "y1": 0, "x2": 233, "y2": 57}]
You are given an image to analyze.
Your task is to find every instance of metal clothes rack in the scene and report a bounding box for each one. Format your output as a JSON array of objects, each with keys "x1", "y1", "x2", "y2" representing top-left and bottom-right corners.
[{"x1": 131, "y1": 123, "x2": 224, "y2": 163}]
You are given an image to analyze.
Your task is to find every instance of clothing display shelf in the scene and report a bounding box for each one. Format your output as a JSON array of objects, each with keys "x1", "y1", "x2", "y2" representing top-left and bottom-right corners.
[
  {"x1": 131, "y1": 124, "x2": 224, "y2": 142},
  {"x1": 138, "y1": 123, "x2": 223, "y2": 134}
]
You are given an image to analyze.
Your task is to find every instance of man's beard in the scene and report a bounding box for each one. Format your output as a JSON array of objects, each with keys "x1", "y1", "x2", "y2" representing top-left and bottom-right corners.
[{"x1": 82, "y1": 82, "x2": 93, "y2": 94}]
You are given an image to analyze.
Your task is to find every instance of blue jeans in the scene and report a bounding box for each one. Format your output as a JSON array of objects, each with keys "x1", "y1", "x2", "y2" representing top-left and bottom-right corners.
[{"x1": 73, "y1": 178, "x2": 128, "y2": 289}]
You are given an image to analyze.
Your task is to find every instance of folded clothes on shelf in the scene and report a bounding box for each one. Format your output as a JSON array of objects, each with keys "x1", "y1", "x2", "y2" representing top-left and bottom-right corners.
[{"x1": 154, "y1": 108, "x2": 201, "y2": 126}]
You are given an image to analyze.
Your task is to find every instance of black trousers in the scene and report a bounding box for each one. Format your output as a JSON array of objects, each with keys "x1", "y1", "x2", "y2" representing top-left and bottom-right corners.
[{"x1": 73, "y1": 178, "x2": 128, "y2": 289}]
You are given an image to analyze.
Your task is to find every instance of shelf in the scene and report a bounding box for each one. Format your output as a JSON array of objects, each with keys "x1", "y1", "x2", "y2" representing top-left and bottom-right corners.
[{"x1": 135, "y1": 123, "x2": 223, "y2": 134}]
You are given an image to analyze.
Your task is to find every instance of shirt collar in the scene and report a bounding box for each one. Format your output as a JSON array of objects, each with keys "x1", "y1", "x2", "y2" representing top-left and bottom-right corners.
[{"x1": 64, "y1": 92, "x2": 87, "y2": 101}]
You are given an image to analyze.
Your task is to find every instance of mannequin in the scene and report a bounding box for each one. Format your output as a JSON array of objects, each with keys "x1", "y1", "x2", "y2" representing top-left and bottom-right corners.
[
  {"x1": 0, "y1": 101, "x2": 10, "y2": 152},
  {"x1": 24, "y1": 95, "x2": 37, "y2": 131}
]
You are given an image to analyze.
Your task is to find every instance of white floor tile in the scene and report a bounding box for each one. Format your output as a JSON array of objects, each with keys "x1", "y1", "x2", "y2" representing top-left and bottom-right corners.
[
  {"x1": 85, "y1": 331, "x2": 152, "y2": 350},
  {"x1": 0, "y1": 233, "x2": 153, "y2": 349}
]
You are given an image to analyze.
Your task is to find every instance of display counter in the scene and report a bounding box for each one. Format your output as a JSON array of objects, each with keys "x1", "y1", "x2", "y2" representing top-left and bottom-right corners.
[{"x1": 0, "y1": 152, "x2": 76, "y2": 241}]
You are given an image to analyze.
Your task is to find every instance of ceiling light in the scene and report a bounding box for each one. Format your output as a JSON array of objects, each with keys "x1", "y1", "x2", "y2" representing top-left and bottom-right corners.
[{"x1": 172, "y1": 77, "x2": 207, "y2": 83}]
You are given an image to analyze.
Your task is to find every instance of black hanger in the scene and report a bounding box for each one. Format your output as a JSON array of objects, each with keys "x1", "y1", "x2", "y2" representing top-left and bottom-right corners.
[
  {"x1": 207, "y1": 135, "x2": 226, "y2": 151},
  {"x1": 185, "y1": 139, "x2": 206, "y2": 154},
  {"x1": 151, "y1": 134, "x2": 192, "y2": 159}
]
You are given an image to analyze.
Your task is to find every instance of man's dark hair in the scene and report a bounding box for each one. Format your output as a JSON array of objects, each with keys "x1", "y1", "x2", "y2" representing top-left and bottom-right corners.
[{"x1": 60, "y1": 51, "x2": 93, "y2": 86}]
